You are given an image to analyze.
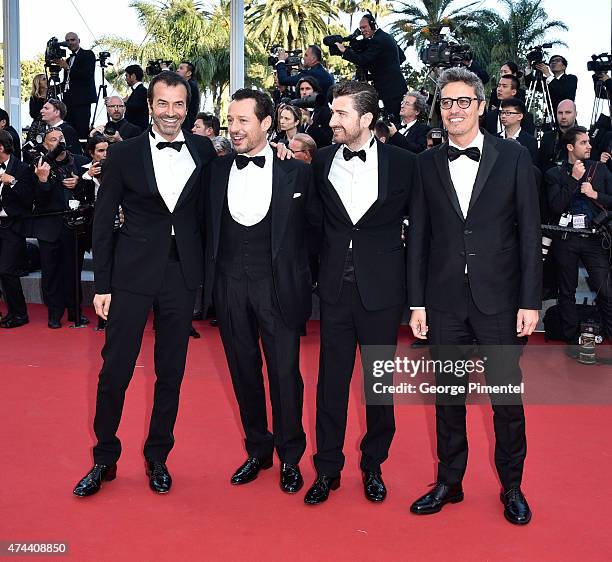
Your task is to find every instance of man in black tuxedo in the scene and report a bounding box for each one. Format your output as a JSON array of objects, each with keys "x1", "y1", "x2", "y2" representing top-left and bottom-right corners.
[
  {"x1": 408, "y1": 67, "x2": 541, "y2": 525},
  {"x1": 101, "y1": 96, "x2": 142, "y2": 140},
  {"x1": 336, "y1": 14, "x2": 407, "y2": 118},
  {"x1": 40, "y1": 98, "x2": 83, "y2": 156},
  {"x1": 54, "y1": 32, "x2": 96, "y2": 140},
  {"x1": 177, "y1": 61, "x2": 201, "y2": 131},
  {"x1": 485, "y1": 75, "x2": 535, "y2": 135},
  {"x1": 497, "y1": 98, "x2": 538, "y2": 163},
  {"x1": 124, "y1": 65, "x2": 149, "y2": 131},
  {"x1": 525, "y1": 55, "x2": 577, "y2": 113},
  {"x1": 538, "y1": 100, "x2": 577, "y2": 173},
  {"x1": 0, "y1": 131, "x2": 33, "y2": 328},
  {"x1": 388, "y1": 91, "x2": 431, "y2": 153},
  {"x1": 73, "y1": 71, "x2": 217, "y2": 497},
  {"x1": 203, "y1": 89, "x2": 320, "y2": 494},
  {"x1": 303, "y1": 81, "x2": 418, "y2": 505}
]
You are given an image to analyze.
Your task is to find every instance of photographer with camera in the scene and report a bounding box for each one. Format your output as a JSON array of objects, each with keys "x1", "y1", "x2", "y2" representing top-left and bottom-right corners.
[
  {"x1": 290, "y1": 76, "x2": 333, "y2": 148},
  {"x1": 177, "y1": 61, "x2": 201, "y2": 131},
  {"x1": 32, "y1": 127, "x2": 90, "y2": 328},
  {"x1": 40, "y1": 98, "x2": 83, "y2": 156},
  {"x1": 52, "y1": 32, "x2": 96, "y2": 140},
  {"x1": 538, "y1": 99, "x2": 578, "y2": 173},
  {"x1": 90, "y1": 96, "x2": 141, "y2": 142},
  {"x1": 386, "y1": 91, "x2": 430, "y2": 153},
  {"x1": 334, "y1": 14, "x2": 407, "y2": 118},
  {"x1": 525, "y1": 54, "x2": 577, "y2": 114},
  {"x1": 276, "y1": 45, "x2": 335, "y2": 97},
  {"x1": 124, "y1": 65, "x2": 149, "y2": 131},
  {"x1": 545, "y1": 126, "x2": 612, "y2": 349},
  {"x1": 78, "y1": 134, "x2": 109, "y2": 204}
]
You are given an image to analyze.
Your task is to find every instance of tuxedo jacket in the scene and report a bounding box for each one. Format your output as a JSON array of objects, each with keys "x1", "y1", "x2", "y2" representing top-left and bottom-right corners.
[
  {"x1": 93, "y1": 130, "x2": 217, "y2": 295},
  {"x1": 203, "y1": 153, "x2": 322, "y2": 330},
  {"x1": 389, "y1": 121, "x2": 430, "y2": 153},
  {"x1": 0, "y1": 156, "x2": 34, "y2": 236},
  {"x1": 485, "y1": 108, "x2": 535, "y2": 136},
  {"x1": 408, "y1": 131, "x2": 542, "y2": 316},
  {"x1": 59, "y1": 122, "x2": 83, "y2": 156},
  {"x1": 497, "y1": 130, "x2": 538, "y2": 164},
  {"x1": 115, "y1": 118, "x2": 142, "y2": 139},
  {"x1": 62, "y1": 49, "x2": 97, "y2": 105},
  {"x1": 312, "y1": 140, "x2": 418, "y2": 311},
  {"x1": 538, "y1": 129, "x2": 567, "y2": 173},
  {"x1": 125, "y1": 84, "x2": 150, "y2": 132}
]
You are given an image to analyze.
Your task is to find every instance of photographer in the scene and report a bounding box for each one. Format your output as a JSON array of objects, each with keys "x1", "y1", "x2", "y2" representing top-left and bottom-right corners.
[
  {"x1": 276, "y1": 45, "x2": 335, "y2": 96},
  {"x1": 292, "y1": 76, "x2": 332, "y2": 148},
  {"x1": 192, "y1": 112, "x2": 220, "y2": 139},
  {"x1": 386, "y1": 91, "x2": 430, "y2": 153},
  {"x1": 54, "y1": 32, "x2": 96, "y2": 140},
  {"x1": 90, "y1": 96, "x2": 141, "y2": 142},
  {"x1": 79, "y1": 134, "x2": 108, "y2": 203},
  {"x1": 0, "y1": 109, "x2": 22, "y2": 161},
  {"x1": 40, "y1": 98, "x2": 83, "y2": 155},
  {"x1": 545, "y1": 126, "x2": 612, "y2": 346},
  {"x1": 177, "y1": 61, "x2": 201, "y2": 130},
  {"x1": 538, "y1": 99, "x2": 578, "y2": 172},
  {"x1": 0, "y1": 131, "x2": 34, "y2": 328},
  {"x1": 335, "y1": 14, "x2": 407, "y2": 117},
  {"x1": 525, "y1": 54, "x2": 577, "y2": 113},
  {"x1": 124, "y1": 64, "x2": 149, "y2": 131},
  {"x1": 32, "y1": 127, "x2": 90, "y2": 328}
]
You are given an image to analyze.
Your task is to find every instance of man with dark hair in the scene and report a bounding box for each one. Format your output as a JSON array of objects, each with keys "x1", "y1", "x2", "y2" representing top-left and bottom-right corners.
[
  {"x1": 408, "y1": 67, "x2": 541, "y2": 525},
  {"x1": 124, "y1": 64, "x2": 149, "y2": 131},
  {"x1": 192, "y1": 112, "x2": 220, "y2": 138},
  {"x1": 304, "y1": 81, "x2": 418, "y2": 505},
  {"x1": 73, "y1": 71, "x2": 217, "y2": 497},
  {"x1": 0, "y1": 130, "x2": 33, "y2": 328},
  {"x1": 203, "y1": 88, "x2": 320, "y2": 495},
  {"x1": 387, "y1": 91, "x2": 431, "y2": 153},
  {"x1": 545, "y1": 126, "x2": 612, "y2": 348},
  {"x1": 335, "y1": 15, "x2": 407, "y2": 118},
  {"x1": 486, "y1": 75, "x2": 535, "y2": 135},
  {"x1": 40, "y1": 99, "x2": 83, "y2": 155},
  {"x1": 498, "y1": 97, "x2": 538, "y2": 163},
  {"x1": 0, "y1": 109, "x2": 22, "y2": 160},
  {"x1": 177, "y1": 61, "x2": 201, "y2": 130},
  {"x1": 525, "y1": 54, "x2": 578, "y2": 113},
  {"x1": 276, "y1": 45, "x2": 335, "y2": 96},
  {"x1": 538, "y1": 99, "x2": 577, "y2": 173},
  {"x1": 54, "y1": 32, "x2": 96, "y2": 139}
]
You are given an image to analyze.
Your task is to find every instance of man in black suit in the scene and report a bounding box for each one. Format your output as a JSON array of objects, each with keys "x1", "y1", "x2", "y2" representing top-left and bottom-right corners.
[
  {"x1": 203, "y1": 89, "x2": 321, "y2": 494},
  {"x1": 0, "y1": 109, "x2": 22, "y2": 161},
  {"x1": 124, "y1": 64, "x2": 149, "y2": 131},
  {"x1": 54, "y1": 32, "x2": 96, "y2": 140},
  {"x1": 177, "y1": 61, "x2": 201, "y2": 131},
  {"x1": 99, "y1": 96, "x2": 142, "y2": 140},
  {"x1": 336, "y1": 14, "x2": 407, "y2": 118},
  {"x1": 388, "y1": 90, "x2": 430, "y2": 153},
  {"x1": 0, "y1": 131, "x2": 33, "y2": 328},
  {"x1": 498, "y1": 98, "x2": 538, "y2": 163},
  {"x1": 538, "y1": 99, "x2": 577, "y2": 173},
  {"x1": 73, "y1": 71, "x2": 217, "y2": 497},
  {"x1": 408, "y1": 67, "x2": 541, "y2": 525},
  {"x1": 525, "y1": 55, "x2": 577, "y2": 114},
  {"x1": 485, "y1": 75, "x2": 535, "y2": 135},
  {"x1": 303, "y1": 81, "x2": 418, "y2": 505},
  {"x1": 40, "y1": 98, "x2": 83, "y2": 155}
]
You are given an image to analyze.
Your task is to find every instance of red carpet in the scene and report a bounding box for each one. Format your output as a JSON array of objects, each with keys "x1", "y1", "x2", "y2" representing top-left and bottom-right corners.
[{"x1": 1, "y1": 304, "x2": 611, "y2": 561}]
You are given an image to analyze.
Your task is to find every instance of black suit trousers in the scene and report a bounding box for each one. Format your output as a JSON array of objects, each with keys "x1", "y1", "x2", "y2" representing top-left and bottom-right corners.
[
  {"x1": 92, "y1": 259, "x2": 196, "y2": 464},
  {"x1": 0, "y1": 228, "x2": 27, "y2": 316},
  {"x1": 214, "y1": 273, "x2": 306, "y2": 464},
  {"x1": 65, "y1": 103, "x2": 91, "y2": 141},
  {"x1": 314, "y1": 281, "x2": 402, "y2": 476},
  {"x1": 428, "y1": 279, "x2": 527, "y2": 490}
]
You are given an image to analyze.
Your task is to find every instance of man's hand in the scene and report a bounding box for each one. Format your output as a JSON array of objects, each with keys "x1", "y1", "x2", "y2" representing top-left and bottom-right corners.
[
  {"x1": 516, "y1": 309, "x2": 538, "y2": 337},
  {"x1": 34, "y1": 157, "x2": 51, "y2": 182},
  {"x1": 580, "y1": 181, "x2": 598, "y2": 199},
  {"x1": 106, "y1": 131, "x2": 122, "y2": 143},
  {"x1": 1, "y1": 173, "x2": 15, "y2": 185},
  {"x1": 600, "y1": 151, "x2": 611, "y2": 163},
  {"x1": 335, "y1": 42, "x2": 347, "y2": 54},
  {"x1": 388, "y1": 122, "x2": 398, "y2": 137},
  {"x1": 277, "y1": 49, "x2": 288, "y2": 62},
  {"x1": 53, "y1": 58, "x2": 69, "y2": 70},
  {"x1": 93, "y1": 294, "x2": 112, "y2": 320},
  {"x1": 62, "y1": 173, "x2": 79, "y2": 190},
  {"x1": 572, "y1": 160, "x2": 585, "y2": 180},
  {"x1": 409, "y1": 309, "x2": 428, "y2": 340},
  {"x1": 535, "y1": 62, "x2": 551, "y2": 77},
  {"x1": 271, "y1": 142, "x2": 293, "y2": 160}
]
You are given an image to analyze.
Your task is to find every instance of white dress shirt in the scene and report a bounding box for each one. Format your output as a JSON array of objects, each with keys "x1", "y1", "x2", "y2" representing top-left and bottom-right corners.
[
  {"x1": 149, "y1": 129, "x2": 196, "y2": 234},
  {"x1": 399, "y1": 119, "x2": 417, "y2": 136},
  {"x1": 328, "y1": 135, "x2": 378, "y2": 247},
  {"x1": 0, "y1": 158, "x2": 9, "y2": 217},
  {"x1": 227, "y1": 144, "x2": 274, "y2": 227},
  {"x1": 448, "y1": 131, "x2": 484, "y2": 219},
  {"x1": 82, "y1": 162, "x2": 101, "y2": 199},
  {"x1": 504, "y1": 127, "x2": 521, "y2": 140}
]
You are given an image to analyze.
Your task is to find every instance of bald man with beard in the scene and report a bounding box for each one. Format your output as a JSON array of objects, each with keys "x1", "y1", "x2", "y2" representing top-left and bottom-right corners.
[{"x1": 538, "y1": 100, "x2": 578, "y2": 173}]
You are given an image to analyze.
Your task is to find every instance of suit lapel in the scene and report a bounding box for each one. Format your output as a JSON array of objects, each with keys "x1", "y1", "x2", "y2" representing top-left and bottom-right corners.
[
  {"x1": 357, "y1": 139, "x2": 388, "y2": 224},
  {"x1": 271, "y1": 157, "x2": 294, "y2": 259},
  {"x1": 323, "y1": 143, "x2": 352, "y2": 223},
  {"x1": 433, "y1": 143, "x2": 464, "y2": 220},
  {"x1": 140, "y1": 131, "x2": 160, "y2": 198},
  {"x1": 468, "y1": 133, "x2": 499, "y2": 213},
  {"x1": 174, "y1": 132, "x2": 203, "y2": 210},
  {"x1": 211, "y1": 155, "x2": 234, "y2": 259}
]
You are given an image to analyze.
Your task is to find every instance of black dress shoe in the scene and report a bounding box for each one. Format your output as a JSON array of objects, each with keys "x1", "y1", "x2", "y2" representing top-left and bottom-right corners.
[
  {"x1": 304, "y1": 475, "x2": 341, "y2": 505},
  {"x1": 410, "y1": 482, "x2": 464, "y2": 514},
  {"x1": 68, "y1": 315, "x2": 90, "y2": 325},
  {"x1": 73, "y1": 464, "x2": 117, "y2": 497},
  {"x1": 363, "y1": 471, "x2": 387, "y2": 502},
  {"x1": 280, "y1": 463, "x2": 303, "y2": 493},
  {"x1": 230, "y1": 456, "x2": 273, "y2": 485},
  {"x1": 501, "y1": 487, "x2": 532, "y2": 525},
  {"x1": 146, "y1": 461, "x2": 172, "y2": 494},
  {"x1": 0, "y1": 314, "x2": 29, "y2": 328},
  {"x1": 209, "y1": 318, "x2": 219, "y2": 327},
  {"x1": 48, "y1": 319, "x2": 61, "y2": 329},
  {"x1": 190, "y1": 325, "x2": 201, "y2": 339}
]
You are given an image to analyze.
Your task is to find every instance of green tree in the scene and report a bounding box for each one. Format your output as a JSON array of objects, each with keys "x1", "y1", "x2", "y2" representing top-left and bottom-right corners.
[{"x1": 0, "y1": 48, "x2": 45, "y2": 102}]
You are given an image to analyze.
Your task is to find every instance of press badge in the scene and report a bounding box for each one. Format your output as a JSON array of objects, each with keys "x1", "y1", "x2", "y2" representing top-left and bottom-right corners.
[
  {"x1": 572, "y1": 214, "x2": 586, "y2": 229},
  {"x1": 559, "y1": 213, "x2": 571, "y2": 227}
]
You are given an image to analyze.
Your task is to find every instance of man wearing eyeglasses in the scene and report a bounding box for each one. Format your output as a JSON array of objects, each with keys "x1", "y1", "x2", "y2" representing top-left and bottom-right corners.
[
  {"x1": 387, "y1": 91, "x2": 430, "y2": 154},
  {"x1": 408, "y1": 67, "x2": 541, "y2": 525},
  {"x1": 498, "y1": 98, "x2": 538, "y2": 164},
  {"x1": 485, "y1": 75, "x2": 535, "y2": 135},
  {"x1": 101, "y1": 96, "x2": 142, "y2": 141},
  {"x1": 525, "y1": 55, "x2": 577, "y2": 113}
]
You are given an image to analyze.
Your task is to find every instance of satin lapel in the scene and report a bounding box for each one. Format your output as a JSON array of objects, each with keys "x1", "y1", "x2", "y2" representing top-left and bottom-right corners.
[
  {"x1": 323, "y1": 143, "x2": 352, "y2": 224},
  {"x1": 174, "y1": 132, "x2": 203, "y2": 210},
  {"x1": 433, "y1": 143, "x2": 463, "y2": 220},
  {"x1": 357, "y1": 139, "x2": 388, "y2": 225},
  {"x1": 468, "y1": 133, "x2": 499, "y2": 213},
  {"x1": 211, "y1": 155, "x2": 234, "y2": 259},
  {"x1": 141, "y1": 132, "x2": 160, "y2": 198},
  {"x1": 271, "y1": 158, "x2": 293, "y2": 259}
]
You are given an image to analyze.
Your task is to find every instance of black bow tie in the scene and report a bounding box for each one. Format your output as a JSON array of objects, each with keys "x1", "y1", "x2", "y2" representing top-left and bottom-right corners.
[
  {"x1": 0, "y1": 163, "x2": 6, "y2": 171},
  {"x1": 447, "y1": 145, "x2": 481, "y2": 162},
  {"x1": 343, "y1": 147, "x2": 367, "y2": 162},
  {"x1": 156, "y1": 141, "x2": 184, "y2": 152},
  {"x1": 235, "y1": 154, "x2": 266, "y2": 170}
]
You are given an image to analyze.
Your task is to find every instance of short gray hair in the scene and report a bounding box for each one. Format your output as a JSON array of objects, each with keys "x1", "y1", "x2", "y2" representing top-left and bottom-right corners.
[
  {"x1": 405, "y1": 91, "x2": 428, "y2": 116},
  {"x1": 437, "y1": 67, "x2": 485, "y2": 101},
  {"x1": 212, "y1": 136, "x2": 232, "y2": 154}
]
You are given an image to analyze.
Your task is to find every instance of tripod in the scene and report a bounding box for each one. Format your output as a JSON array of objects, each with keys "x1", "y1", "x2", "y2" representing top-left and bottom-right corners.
[
  {"x1": 590, "y1": 79, "x2": 611, "y2": 128},
  {"x1": 90, "y1": 57, "x2": 113, "y2": 129},
  {"x1": 525, "y1": 69, "x2": 556, "y2": 130}
]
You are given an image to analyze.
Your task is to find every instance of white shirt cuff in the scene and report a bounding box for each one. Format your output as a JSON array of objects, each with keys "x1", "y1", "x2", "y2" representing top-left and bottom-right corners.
[
  {"x1": 546, "y1": 75, "x2": 555, "y2": 84},
  {"x1": 410, "y1": 306, "x2": 425, "y2": 310}
]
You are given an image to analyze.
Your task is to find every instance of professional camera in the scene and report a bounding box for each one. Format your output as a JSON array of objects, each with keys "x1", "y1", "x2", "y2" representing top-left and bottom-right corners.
[
  {"x1": 429, "y1": 128, "x2": 445, "y2": 147},
  {"x1": 97, "y1": 51, "x2": 112, "y2": 68},
  {"x1": 380, "y1": 108, "x2": 399, "y2": 127},
  {"x1": 587, "y1": 53, "x2": 612, "y2": 73},
  {"x1": 525, "y1": 43, "x2": 553, "y2": 66},
  {"x1": 146, "y1": 60, "x2": 173, "y2": 77},
  {"x1": 577, "y1": 318, "x2": 604, "y2": 365},
  {"x1": 103, "y1": 122, "x2": 117, "y2": 136},
  {"x1": 44, "y1": 37, "x2": 69, "y2": 82},
  {"x1": 323, "y1": 29, "x2": 366, "y2": 57},
  {"x1": 268, "y1": 46, "x2": 302, "y2": 68},
  {"x1": 419, "y1": 27, "x2": 471, "y2": 68},
  {"x1": 592, "y1": 210, "x2": 612, "y2": 234},
  {"x1": 290, "y1": 93, "x2": 327, "y2": 109}
]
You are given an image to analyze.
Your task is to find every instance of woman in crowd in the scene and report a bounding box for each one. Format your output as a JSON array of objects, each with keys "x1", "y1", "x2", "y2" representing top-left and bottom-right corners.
[
  {"x1": 271, "y1": 104, "x2": 302, "y2": 145},
  {"x1": 29, "y1": 74, "x2": 48, "y2": 120}
]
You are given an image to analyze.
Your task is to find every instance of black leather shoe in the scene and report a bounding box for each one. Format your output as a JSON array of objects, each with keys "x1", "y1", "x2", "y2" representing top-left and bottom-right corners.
[
  {"x1": 190, "y1": 325, "x2": 201, "y2": 339},
  {"x1": 68, "y1": 315, "x2": 90, "y2": 325},
  {"x1": 501, "y1": 487, "x2": 532, "y2": 525},
  {"x1": 280, "y1": 463, "x2": 303, "y2": 493},
  {"x1": 410, "y1": 482, "x2": 464, "y2": 514},
  {"x1": 48, "y1": 319, "x2": 61, "y2": 329},
  {"x1": 209, "y1": 318, "x2": 219, "y2": 327},
  {"x1": 0, "y1": 314, "x2": 29, "y2": 328},
  {"x1": 73, "y1": 464, "x2": 117, "y2": 497},
  {"x1": 230, "y1": 456, "x2": 273, "y2": 485},
  {"x1": 363, "y1": 471, "x2": 387, "y2": 502},
  {"x1": 146, "y1": 461, "x2": 172, "y2": 494},
  {"x1": 304, "y1": 475, "x2": 341, "y2": 505}
]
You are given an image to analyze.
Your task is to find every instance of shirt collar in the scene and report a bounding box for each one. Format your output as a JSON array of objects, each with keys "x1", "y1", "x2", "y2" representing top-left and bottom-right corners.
[
  {"x1": 150, "y1": 128, "x2": 185, "y2": 144},
  {"x1": 132, "y1": 81, "x2": 142, "y2": 90},
  {"x1": 505, "y1": 127, "x2": 521, "y2": 140},
  {"x1": 448, "y1": 130, "x2": 484, "y2": 151},
  {"x1": 401, "y1": 119, "x2": 417, "y2": 131},
  {"x1": 345, "y1": 134, "x2": 376, "y2": 154}
]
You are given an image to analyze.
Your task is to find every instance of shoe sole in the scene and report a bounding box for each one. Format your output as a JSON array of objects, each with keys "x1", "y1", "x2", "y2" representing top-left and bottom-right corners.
[{"x1": 410, "y1": 493, "x2": 464, "y2": 514}]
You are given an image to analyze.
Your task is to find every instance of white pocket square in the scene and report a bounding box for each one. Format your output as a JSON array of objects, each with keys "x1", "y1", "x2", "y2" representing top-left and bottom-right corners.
[{"x1": 293, "y1": 192, "x2": 302, "y2": 198}]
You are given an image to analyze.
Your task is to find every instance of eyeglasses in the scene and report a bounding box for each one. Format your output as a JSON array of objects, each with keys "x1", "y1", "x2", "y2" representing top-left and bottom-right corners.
[
  {"x1": 499, "y1": 110, "x2": 521, "y2": 116},
  {"x1": 107, "y1": 105, "x2": 125, "y2": 109},
  {"x1": 400, "y1": 100, "x2": 415, "y2": 107},
  {"x1": 439, "y1": 97, "x2": 479, "y2": 110}
]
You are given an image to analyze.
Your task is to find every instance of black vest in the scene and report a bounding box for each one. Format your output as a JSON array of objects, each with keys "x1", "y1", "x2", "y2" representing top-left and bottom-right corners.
[{"x1": 217, "y1": 196, "x2": 273, "y2": 280}]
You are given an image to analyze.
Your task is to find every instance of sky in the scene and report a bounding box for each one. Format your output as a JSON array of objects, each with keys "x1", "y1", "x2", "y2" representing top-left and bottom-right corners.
[{"x1": 1, "y1": 0, "x2": 611, "y2": 127}]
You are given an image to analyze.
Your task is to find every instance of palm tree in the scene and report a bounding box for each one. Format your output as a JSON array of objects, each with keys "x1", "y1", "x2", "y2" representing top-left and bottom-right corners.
[{"x1": 335, "y1": 0, "x2": 360, "y2": 30}]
